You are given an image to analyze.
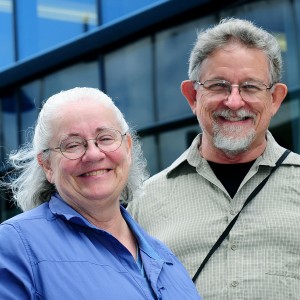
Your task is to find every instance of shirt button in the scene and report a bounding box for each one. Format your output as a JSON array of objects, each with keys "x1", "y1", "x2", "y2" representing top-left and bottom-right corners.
[
  {"x1": 231, "y1": 281, "x2": 239, "y2": 287},
  {"x1": 231, "y1": 244, "x2": 237, "y2": 251}
]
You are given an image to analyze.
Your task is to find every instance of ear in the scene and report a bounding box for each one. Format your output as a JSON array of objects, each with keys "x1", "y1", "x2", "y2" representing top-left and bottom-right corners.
[
  {"x1": 181, "y1": 80, "x2": 198, "y2": 114},
  {"x1": 271, "y1": 83, "x2": 288, "y2": 116},
  {"x1": 124, "y1": 134, "x2": 132, "y2": 161},
  {"x1": 37, "y1": 153, "x2": 54, "y2": 184}
]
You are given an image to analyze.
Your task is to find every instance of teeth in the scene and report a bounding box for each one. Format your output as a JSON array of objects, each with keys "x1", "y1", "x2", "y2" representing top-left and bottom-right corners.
[
  {"x1": 83, "y1": 170, "x2": 108, "y2": 176},
  {"x1": 224, "y1": 117, "x2": 248, "y2": 121}
]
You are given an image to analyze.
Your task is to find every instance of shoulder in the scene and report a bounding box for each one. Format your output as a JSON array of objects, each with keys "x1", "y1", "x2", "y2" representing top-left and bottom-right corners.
[
  {"x1": 0, "y1": 203, "x2": 55, "y2": 246},
  {"x1": 1, "y1": 202, "x2": 52, "y2": 226},
  {"x1": 283, "y1": 151, "x2": 300, "y2": 166}
]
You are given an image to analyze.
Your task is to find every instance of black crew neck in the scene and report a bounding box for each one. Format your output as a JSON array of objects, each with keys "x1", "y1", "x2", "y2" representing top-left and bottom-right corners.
[{"x1": 208, "y1": 160, "x2": 255, "y2": 198}]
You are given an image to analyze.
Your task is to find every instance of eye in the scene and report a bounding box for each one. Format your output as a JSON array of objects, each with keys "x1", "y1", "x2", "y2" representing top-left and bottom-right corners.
[
  {"x1": 240, "y1": 82, "x2": 263, "y2": 92},
  {"x1": 205, "y1": 80, "x2": 229, "y2": 91},
  {"x1": 61, "y1": 138, "x2": 85, "y2": 152},
  {"x1": 97, "y1": 134, "x2": 116, "y2": 145}
]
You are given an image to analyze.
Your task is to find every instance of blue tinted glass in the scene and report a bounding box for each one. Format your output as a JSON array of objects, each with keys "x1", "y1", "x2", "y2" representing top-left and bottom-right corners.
[
  {"x1": 16, "y1": 0, "x2": 98, "y2": 60},
  {"x1": 0, "y1": 0, "x2": 14, "y2": 70},
  {"x1": 101, "y1": 0, "x2": 166, "y2": 24},
  {"x1": 43, "y1": 60, "x2": 100, "y2": 99},
  {"x1": 20, "y1": 81, "x2": 41, "y2": 144},
  {"x1": 105, "y1": 38, "x2": 154, "y2": 128},
  {"x1": 1, "y1": 92, "x2": 18, "y2": 160},
  {"x1": 155, "y1": 16, "x2": 215, "y2": 122},
  {"x1": 159, "y1": 125, "x2": 199, "y2": 170},
  {"x1": 140, "y1": 135, "x2": 159, "y2": 176}
]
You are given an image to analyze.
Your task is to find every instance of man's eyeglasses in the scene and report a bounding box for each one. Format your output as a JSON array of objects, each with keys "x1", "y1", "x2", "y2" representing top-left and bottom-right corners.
[
  {"x1": 195, "y1": 79, "x2": 274, "y2": 102},
  {"x1": 43, "y1": 128, "x2": 127, "y2": 160}
]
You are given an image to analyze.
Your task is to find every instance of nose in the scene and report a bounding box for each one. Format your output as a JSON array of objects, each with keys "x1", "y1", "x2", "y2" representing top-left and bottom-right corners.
[
  {"x1": 225, "y1": 85, "x2": 245, "y2": 110},
  {"x1": 81, "y1": 140, "x2": 106, "y2": 161}
]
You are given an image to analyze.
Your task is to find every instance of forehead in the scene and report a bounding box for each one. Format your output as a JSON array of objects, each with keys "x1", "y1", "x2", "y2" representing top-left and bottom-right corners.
[
  {"x1": 200, "y1": 44, "x2": 269, "y2": 81},
  {"x1": 52, "y1": 100, "x2": 120, "y2": 138}
]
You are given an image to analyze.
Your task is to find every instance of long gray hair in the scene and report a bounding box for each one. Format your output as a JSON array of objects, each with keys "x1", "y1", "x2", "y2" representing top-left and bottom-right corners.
[
  {"x1": 2, "y1": 87, "x2": 149, "y2": 211},
  {"x1": 189, "y1": 17, "x2": 282, "y2": 84}
]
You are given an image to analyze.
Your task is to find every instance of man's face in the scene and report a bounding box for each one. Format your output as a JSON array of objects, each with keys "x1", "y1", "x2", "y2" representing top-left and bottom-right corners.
[{"x1": 191, "y1": 44, "x2": 283, "y2": 156}]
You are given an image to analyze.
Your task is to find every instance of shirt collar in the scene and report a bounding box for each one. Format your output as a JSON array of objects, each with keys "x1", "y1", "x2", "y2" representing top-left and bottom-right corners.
[
  {"x1": 166, "y1": 130, "x2": 300, "y2": 177},
  {"x1": 121, "y1": 206, "x2": 173, "y2": 264},
  {"x1": 166, "y1": 133, "x2": 202, "y2": 177},
  {"x1": 257, "y1": 131, "x2": 296, "y2": 166},
  {"x1": 49, "y1": 194, "x2": 172, "y2": 264},
  {"x1": 49, "y1": 193, "x2": 94, "y2": 227}
]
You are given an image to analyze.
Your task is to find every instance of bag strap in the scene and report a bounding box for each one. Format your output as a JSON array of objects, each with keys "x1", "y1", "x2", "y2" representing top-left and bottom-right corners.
[{"x1": 192, "y1": 149, "x2": 291, "y2": 283}]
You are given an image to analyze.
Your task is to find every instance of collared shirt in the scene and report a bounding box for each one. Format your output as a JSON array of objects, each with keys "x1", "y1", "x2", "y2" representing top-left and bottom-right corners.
[
  {"x1": 0, "y1": 194, "x2": 201, "y2": 300},
  {"x1": 128, "y1": 131, "x2": 300, "y2": 300}
]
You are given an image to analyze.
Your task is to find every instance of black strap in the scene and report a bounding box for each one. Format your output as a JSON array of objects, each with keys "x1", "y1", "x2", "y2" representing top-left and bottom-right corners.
[{"x1": 192, "y1": 149, "x2": 291, "y2": 283}]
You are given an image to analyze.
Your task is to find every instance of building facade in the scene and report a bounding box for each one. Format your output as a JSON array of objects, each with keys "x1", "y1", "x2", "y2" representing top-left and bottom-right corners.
[{"x1": 1, "y1": 0, "x2": 300, "y2": 221}]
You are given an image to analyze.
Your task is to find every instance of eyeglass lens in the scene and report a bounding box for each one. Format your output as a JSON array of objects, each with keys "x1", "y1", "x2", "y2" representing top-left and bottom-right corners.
[
  {"x1": 60, "y1": 129, "x2": 123, "y2": 159},
  {"x1": 200, "y1": 80, "x2": 270, "y2": 102}
]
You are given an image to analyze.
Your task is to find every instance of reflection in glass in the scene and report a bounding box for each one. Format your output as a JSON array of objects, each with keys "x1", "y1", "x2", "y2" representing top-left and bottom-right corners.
[
  {"x1": 16, "y1": 0, "x2": 98, "y2": 60},
  {"x1": 140, "y1": 135, "x2": 159, "y2": 176},
  {"x1": 101, "y1": 0, "x2": 166, "y2": 24},
  {"x1": 105, "y1": 38, "x2": 154, "y2": 128},
  {"x1": 159, "y1": 125, "x2": 200, "y2": 170},
  {"x1": 155, "y1": 16, "x2": 215, "y2": 122},
  {"x1": 20, "y1": 81, "x2": 42, "y2": 144},
  {"x1": 0, "y1": 0, "x2": 14, "y2": 70},
  {"x1": 1, "y1": 92, "x2": 18, "y2": 160},
  {"x1": 43, "y1": 60, "x2": 100, "y2": 99}
]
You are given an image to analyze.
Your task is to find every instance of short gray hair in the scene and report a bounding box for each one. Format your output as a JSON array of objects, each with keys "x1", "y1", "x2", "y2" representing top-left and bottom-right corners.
[
  {"x1": 189, "y1": 18, "x2": 282, "y2": 84},
  {"x1": 2, "y1": 87, "x2": 149, "y2": 211}
]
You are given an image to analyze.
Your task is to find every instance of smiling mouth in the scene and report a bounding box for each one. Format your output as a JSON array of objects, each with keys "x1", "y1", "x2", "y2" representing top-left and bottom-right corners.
[
  {"x1": 220, "y1": 116, "x2": 251, "y2": 121},
  {"x1": 81, "y1": 170, "x2": 109, "y2": 177}
]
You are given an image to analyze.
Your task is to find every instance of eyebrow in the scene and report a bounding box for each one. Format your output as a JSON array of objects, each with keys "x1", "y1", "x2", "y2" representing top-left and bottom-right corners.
[{"x1": 59, "y1": 127, "x2": 116, "y2": 140}]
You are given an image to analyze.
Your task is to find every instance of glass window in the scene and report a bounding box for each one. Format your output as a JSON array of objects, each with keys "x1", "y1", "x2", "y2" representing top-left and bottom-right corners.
[
  {"x1": 16, "y1": 0, "x2": 98, "y2": 60},
  {"x1": 155, "y1": 16, "x2": 216, "y2": 122},
  {"x1": 0, "y1": 188, "x2": 21, "y2": 223},
  {"x1": 0, "y1": 0, "x2": 14, "y2": 70},
  {"x1": 101, "y1": 0, "x2": 166, "y2": 24},
  {"x1": 43, "y1": 60, "x2": 100, "y2": 99},
  {"x1": 0, "y1": 92, "x2": 19, "y2": 161},
  {"x1": 20, "y1": 81, "x2": 42, "y2": 144},
  {"x1": 104, "y1": 37, "x2": 154, "y2": 128},
  {"x1": 270, "y1": 99, "x2": 300, "y2": 151},
  {"x1": 159, "y1": 125, "x2": 200, "y2": 170},
  {"x1": 140, "y1": 135, "x2": 159, "y2": 176}
]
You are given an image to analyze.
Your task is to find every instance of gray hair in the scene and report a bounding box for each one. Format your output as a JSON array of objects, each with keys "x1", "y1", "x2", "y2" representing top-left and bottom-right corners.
[
  {"x1": 189, "y1": 18, "x2": 283, "y2": 84},
  {"x1": 3, "y1": 87, "x2": 149, "y2": 211}
]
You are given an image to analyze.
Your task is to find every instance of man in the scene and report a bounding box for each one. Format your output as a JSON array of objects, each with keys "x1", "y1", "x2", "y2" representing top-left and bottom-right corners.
[{"x1": 128, "y1": 18, "x2": 300, "y2": 299}]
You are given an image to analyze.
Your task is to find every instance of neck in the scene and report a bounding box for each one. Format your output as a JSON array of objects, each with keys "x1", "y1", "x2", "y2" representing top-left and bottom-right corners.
[
  {"x1": 82, "y1": 205, "x2": 138, "y2": 259},
  {"x1": 66, "y1": 198, "x2": 138, "y2": 259}
]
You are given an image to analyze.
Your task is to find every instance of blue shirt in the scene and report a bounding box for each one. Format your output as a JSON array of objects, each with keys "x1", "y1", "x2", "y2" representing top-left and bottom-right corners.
[{"x1": 0, "y1": 194, "x2": 201, "y2": 300}]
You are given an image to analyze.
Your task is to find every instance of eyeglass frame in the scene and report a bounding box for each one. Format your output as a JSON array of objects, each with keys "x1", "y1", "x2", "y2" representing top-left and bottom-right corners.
[
  {"x1": 43, "y1": 128, "x2": 127, "y2": 160},
  {"x1": 195, "y1": 79, "x2": 274, "y2": 100}
]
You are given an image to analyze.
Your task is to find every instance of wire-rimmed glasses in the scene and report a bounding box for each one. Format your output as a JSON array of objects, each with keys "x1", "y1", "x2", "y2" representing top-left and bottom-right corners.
[
  {"x1": 43, "y1": 128, "x2": 127, "y2": 160},
  {"x1": 195, "y1": 79, "x2": 274, "y2": 102}
]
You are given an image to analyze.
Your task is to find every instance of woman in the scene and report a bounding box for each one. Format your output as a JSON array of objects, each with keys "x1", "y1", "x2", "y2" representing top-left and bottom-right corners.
[{"x1": 0, "y1": 87, "x2": 201, "y2": 299}]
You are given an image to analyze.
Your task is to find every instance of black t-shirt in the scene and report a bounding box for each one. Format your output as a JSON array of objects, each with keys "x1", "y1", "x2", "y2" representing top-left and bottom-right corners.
[{"x1": 208, "y1": 160, "x2": 255, "y2": 198}]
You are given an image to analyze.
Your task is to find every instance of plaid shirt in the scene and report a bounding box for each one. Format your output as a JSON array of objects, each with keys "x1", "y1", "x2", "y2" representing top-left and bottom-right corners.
[{"x1": 128, "y1": 131, "x2": 300, "y2": 300}]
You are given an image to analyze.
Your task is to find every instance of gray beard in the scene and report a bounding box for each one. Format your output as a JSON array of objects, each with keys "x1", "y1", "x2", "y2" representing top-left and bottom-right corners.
[{"x1": 212, "y1": 123, "x2": 256, "y2": 157}]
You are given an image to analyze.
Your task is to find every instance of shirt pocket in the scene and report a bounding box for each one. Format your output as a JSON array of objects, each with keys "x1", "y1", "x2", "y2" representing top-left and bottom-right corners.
[{"x1": 264, "y1": 210, "x2": 300, "y2": 280}]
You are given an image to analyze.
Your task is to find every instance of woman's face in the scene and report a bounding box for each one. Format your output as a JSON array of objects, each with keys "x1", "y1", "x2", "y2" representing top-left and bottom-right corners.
[{"x1": 40, "y1": 100, "x2": 132, "y2": 211}]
